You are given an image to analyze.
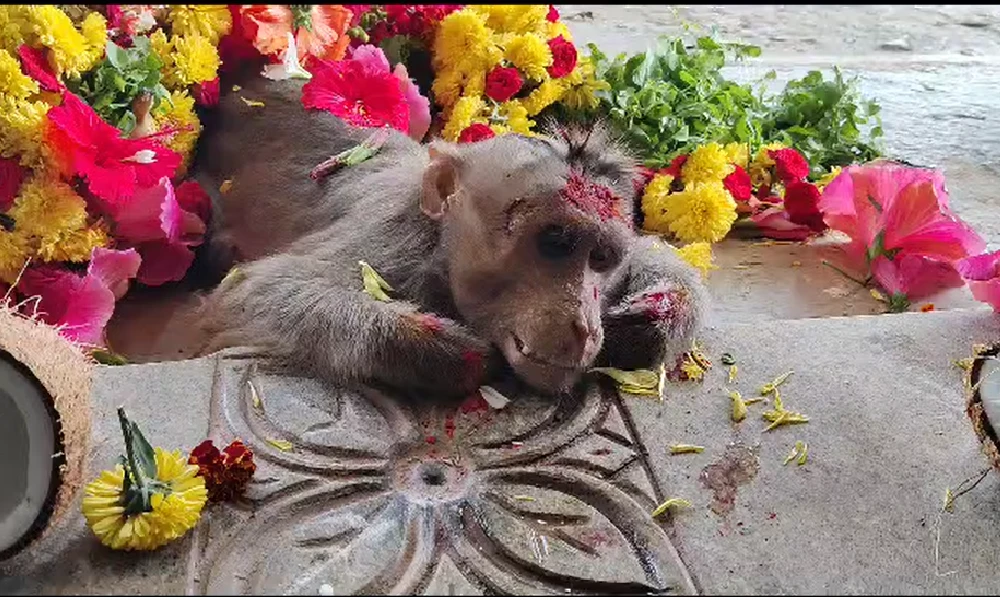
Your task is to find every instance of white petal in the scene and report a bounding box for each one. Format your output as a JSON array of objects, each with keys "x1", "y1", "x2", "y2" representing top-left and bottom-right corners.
[
  {"x1": 123, "y1": 149, "x2": 156, "y2": 164},
  {"x1": 479, "y1": 386, "x2": 510, "y2": 410}
]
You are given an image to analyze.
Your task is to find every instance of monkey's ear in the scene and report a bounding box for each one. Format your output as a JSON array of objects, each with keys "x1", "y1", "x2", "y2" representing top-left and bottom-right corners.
[{"x1": 421, "y1": 141, "x2": 463, "y2": 220}]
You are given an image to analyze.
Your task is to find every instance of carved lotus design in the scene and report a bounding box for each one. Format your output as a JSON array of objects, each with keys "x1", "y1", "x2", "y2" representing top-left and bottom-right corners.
[{"x1": 193, "y1": 357, "x2": 695, "y2": 595}]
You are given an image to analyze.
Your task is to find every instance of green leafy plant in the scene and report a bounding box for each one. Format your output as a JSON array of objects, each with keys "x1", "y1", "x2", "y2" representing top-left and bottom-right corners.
[
  {"x1": 588, "y1": 35, "x2": 766, "y2": 167},
  {"x1": 67, "y1": 36, "x2": 170, "y2": 134},
  {"x1": 760, "y1": 67, "x2": 883, "y2": 177}
]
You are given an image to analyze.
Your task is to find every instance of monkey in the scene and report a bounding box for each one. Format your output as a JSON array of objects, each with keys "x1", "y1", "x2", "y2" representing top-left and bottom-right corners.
[{"x1": 192, "y1": 74, "x2": 709, "y2": 398}]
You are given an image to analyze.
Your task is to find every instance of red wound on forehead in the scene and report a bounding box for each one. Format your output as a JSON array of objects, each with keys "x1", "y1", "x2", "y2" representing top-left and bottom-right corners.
[
  {"x1": 632, "y1": 288, "x2": 690, "y2": 322},
  {"x1": 560, "y1": 169, "x2": 625, "y2": 223}
]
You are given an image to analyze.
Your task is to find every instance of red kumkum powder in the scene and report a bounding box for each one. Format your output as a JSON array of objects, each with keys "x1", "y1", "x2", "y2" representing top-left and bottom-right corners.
[{"x1": 560, "y1": 170, "x2": 624, "y2": 222}]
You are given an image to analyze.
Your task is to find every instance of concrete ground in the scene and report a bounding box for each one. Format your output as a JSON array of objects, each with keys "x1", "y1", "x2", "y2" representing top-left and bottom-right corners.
[{"x1": 5, "y1": 5, "x2": 999, "y2": 596}]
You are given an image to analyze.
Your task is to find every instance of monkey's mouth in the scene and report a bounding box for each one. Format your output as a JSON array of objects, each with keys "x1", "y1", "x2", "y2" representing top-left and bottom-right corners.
[{"x1": 508, "y1": 334, "x2": 580, "y2": 371}]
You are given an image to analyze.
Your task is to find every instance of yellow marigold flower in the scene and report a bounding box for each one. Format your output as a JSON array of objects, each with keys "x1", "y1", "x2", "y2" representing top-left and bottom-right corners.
[
  {"x1": 153, "y1": 90, "x2": 202, "y2": 175},
  {"x1": 521, "y1": 78, "x2": 565, "y2": 116},
  {"x1": 723, "y1": 142, "x2": 749, "y2": 169},
  {"x1": 674, "y1": 242, "x2": 718, "y2": 279},
  {"x1": 157, "y1": 31, "x2": 220, "y2": 89},
  {"x1": 0, "y1": 48, "x2": 39, "y2": 100},
  {"x1": 560, "y1": 57, "x2": 609, "y2": 111},
  {"x1": 0, "y1": 230, "x2": 31, "y2": 284},
  {"x1": 432, "y1": 10, "x2": 493, "y2": 74},
  {"x1": 443, "y1": 95, "x2": 485, "y2": 141},
  {"x1": 500, "y1": 100, "x2": 535, "y2": 135},
  {"x1": 0, "y1": 97, "x2": 49, "y2": 166},
  {"x1": 36, "y1": 224, "x2": 109, "y2": 263},
  {"x1": 431, "y1": 67, "x2": 465, "y2": 108},
  {"x1": 167, "y1": 5, "x2": 232, "y2": 45},
  {"x1": 816, "y1": 165, "x2": 843, "y2": 191},
  {"x1": 547, "y1": 21, "x2": 573, "y2": 42},
  {"x1": 26, "y1": 6, "x2": 105, "y2": 78},
  {"x1": 667, "y1": 180, "x2": 738, "y2": 244},
  {"x1": 470, "y1": 4, "x2": 548, "y2": 35},
  {"x1": 748, "y1": 141, "x2": 786, "y2": 188},
  {"x1": 0, "y1": 6, "x2": 30, "y2": 52},
  {"x1": 504, "y1": 33, "x2": 552, "y2": 81},
  {"x1": 82, "y1": 448, "x2": 207, "y2": 551},
  {"x1": 490, "y1": 123, "x2": 511, "y2": 136},
  {"x1": 8, "y1": 175, "x2": 89, "y2": 240},
  {"x1": 681, "y1": 142, "x2": 734, "y2": 184},
  {"x1": 641, "y1": 173, "x2": 676, "y2": 234}
]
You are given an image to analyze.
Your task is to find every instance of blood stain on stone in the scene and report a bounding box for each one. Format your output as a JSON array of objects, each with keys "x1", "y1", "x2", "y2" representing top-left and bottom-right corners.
[
  {"x1": 425, "y1": 435, "x2": 437, "y2": 445},
  {"x1": 459, "y1": 393, "x2": 490, "y2": 414},
  {"x1": 700, "y1": 444, "x2": 759, "y2": 516}
]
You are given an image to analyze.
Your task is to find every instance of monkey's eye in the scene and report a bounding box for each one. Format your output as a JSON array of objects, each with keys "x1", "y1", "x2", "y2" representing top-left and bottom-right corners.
[
  {"x1": 589, "y1": 245, "x2": 618, "y2": 272},
  {"x1": 537, "y1": 225, "x2": 578, "y2": 260}
]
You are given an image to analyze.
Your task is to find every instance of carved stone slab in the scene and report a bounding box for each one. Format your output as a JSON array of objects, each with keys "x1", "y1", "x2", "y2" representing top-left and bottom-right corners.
[{"x1": 190, "y1": 356, "x2": 696, "y2": 595}]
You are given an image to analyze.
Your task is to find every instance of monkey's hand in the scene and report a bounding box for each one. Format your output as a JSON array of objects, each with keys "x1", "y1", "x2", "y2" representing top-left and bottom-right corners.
[
  {"x1": 599, "y1": 236, "x2": 709, "y2": 369},
  {"x1": 197, "y1": 253, "x2": 495, "y2": 397}
]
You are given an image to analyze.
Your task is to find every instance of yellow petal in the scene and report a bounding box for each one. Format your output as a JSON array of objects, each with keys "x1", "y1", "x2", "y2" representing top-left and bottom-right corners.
[
  {"x1": 728, "y1": 389, "x2": 747, "y2": 422},
  {"x1": 240, "y1": 96, "x2": 265, "y2": 107},
  {"x1": 590, "y1": 367, "x2": 661, "y2": 396},
  {"x1": 669, "y1": 444, "x2": 705, "y2": 455},
  {"x1": 651, "y1": 498, "x2": 692, "y2": 517},
  {"x1": 359, "y1": 260, "x2": 393, "y2": 302},
  {"x1": 266, "y1": 438, "x2": 293, "y2": 451}
]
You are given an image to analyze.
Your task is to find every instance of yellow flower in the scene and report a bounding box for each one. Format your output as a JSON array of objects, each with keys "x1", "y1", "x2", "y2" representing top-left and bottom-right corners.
[
  {"x1": 432, "y1": 10, "x2": 493, "y2": 74},
  {"x1": 723, "y1": 142, "x2": 749, "y2": 169},
  {"x1": 82, "y1": 448, "x2": 208, "y2": 551},
  {"x1": 748, "y1": 141, "x2": 786, "y2": 188},
  {"x1": 0, "y1": 230, "x2": 30, "y2": 284},
  {"x1": 560, "y1": 57, "x2": 609, "y2": 111},
  {"x1": 0, "y1": 97, "x2": 49, "y2": 166},
  {"x1": 153, "y1": 90, "x2": 202, "y2": 174},
  {"x1": 470, "y1": 5, "x2": 548, "y2": 35},
  {"x1": 26, "y1": 6, "x2": 106, "y2": 78},
  {"x1": 500, "y1": 100, "x2": 535, "y2": 135},
  {"x1": 547, "y1": 21, "x2": 573, "y2": 42},
  {"x1": 167, "y1": 5, "x2": 232, "y2": 45},
  {"x1": 443, "y1": 95, "x2": 485, "y2": 141},
  {"x1": 667, "y1": 180, "x2": 738, "y2": 244},
  {"x1": 521, "y1": 78, "x2": 565, "y2": 116},
  {"x1": 0, "y1": 6, "x2": 30, "y2": 52},
  {"x1": 674, "y1": 242, "x2": 718, "y2": 279},
  {"x1": 816, "y1": 166, "x2": 843, "y2": 191},
  {"x1": 681, "y1": 142, "x2": 733, "y2": 184},
  {"x1": 490, "y1": 123, "x2": 511, "y2": 136},
  {"x1": 431, "y1": 67, "x2": 465, "y2": 108},
  {"x1": 36, "y1": 224, "x2": 108, "y2": 263},
  {"x1": 156, "y1": 31, "x2": 220, "y2": 89},
  {"x1": 8, "y1": 175, "x2": 89, "y2": 240},
  {"x1": 0, "y1": 48, "x2": 39, "y2": 100},
  {"x1": 641, "y1": 173, "x2": 676, "y2": 234},
  {"x1": 503, "y1": 33, "x2": 552, "y2": 81}
]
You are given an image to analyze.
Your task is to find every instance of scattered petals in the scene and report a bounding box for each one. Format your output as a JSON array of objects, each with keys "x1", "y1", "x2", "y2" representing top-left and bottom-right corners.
[{"x1": 651, "y1": 498, "x2": 692, "y2": 517}]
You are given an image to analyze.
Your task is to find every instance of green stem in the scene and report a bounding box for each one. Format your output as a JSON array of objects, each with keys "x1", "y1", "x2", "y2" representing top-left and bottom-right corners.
[
  {"x1": 821, "y1": 260, "x2": 869, "y2": 288},
  {"x1": 117, "y1": 407, "x2": 144, "y2": 491}
]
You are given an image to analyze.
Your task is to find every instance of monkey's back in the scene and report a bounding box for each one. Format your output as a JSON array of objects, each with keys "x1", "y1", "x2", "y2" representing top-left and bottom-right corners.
[{"x1": 194, "y1": 74, "x2": 425, "y2": 263}]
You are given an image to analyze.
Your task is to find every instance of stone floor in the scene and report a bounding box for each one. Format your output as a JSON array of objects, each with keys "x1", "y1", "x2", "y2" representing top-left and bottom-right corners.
[{"x1": 5, "y1": 4, "x2": 1000, "y2": 596}]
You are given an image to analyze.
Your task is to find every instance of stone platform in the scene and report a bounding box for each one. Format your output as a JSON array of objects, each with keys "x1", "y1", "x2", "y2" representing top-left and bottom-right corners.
[{"x1": 3, "y1": 309, "x2": 999, "y2": 595}]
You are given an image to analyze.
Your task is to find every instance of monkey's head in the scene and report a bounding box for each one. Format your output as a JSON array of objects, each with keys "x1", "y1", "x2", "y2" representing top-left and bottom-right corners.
[{"x1": 420, "y1": 123, "x2": 642, "y2": 393}]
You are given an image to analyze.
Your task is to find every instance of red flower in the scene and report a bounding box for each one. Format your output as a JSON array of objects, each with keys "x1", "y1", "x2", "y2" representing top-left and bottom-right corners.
[
  {"x1": 302, "y1": 57, "x2": 409, "y2": 132},
  {"x1": 16, "y1": 265, "x2": 116, "y2": 346},
  {"x1": 661, "y1": 154, "x2": 688, "y2": 179},
  {"x1": 219, "y1": 5, "x2": 264, "y2": 74},
  {"x1": 458, "y1": 124, "x2": 495, "y2": 143},
  {"x1": 783, "y1": 181, "x2": 825, "y2": 231},
  {"x1": 193, "y1": 77, "x2": 220, "y2": 107},
  {"x1": 722, "y1": 164, "x2": 752, "y2": 202},
  {"x1": 189, "y1": 439, "x2": 257, "y2": 502},
  {"x1": 484, "y1": 66, "x2": 523, "y2": 102},
  {"x1": 768, "y1": 148, "x2": 809, "y2": 184},
  {"x1": 547, "y1": 5, "x2": 560, "y2": 21},
  {"x1": 547, "y1": 36, "x2": 577, "y2": 79},
  {"x1": 44, "y1": 93, "x2": 182, "y2": 208},
  {"x1": 0, "y1": 157, "x2": 25, "y2": 211},
  {"x1": 17, "y1": 44, "x2": 63, "y2": 93},
  {"x1": 633, "y1": 166, "x2": 658, "y2": 196}
]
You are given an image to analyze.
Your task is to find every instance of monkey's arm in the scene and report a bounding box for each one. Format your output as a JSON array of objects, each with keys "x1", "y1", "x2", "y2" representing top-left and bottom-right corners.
[
  {"x1": 198, "y1": 252, "x2": 494, "y2": 396},
  {"x1": 598, "y1": 236, "x2": 709, "y2": 369}
]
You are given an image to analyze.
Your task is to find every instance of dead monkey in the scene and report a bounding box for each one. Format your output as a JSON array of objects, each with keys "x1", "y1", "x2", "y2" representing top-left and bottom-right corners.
[{"x1": 193, "y1": 75, "x2": 709, "y2": 397}]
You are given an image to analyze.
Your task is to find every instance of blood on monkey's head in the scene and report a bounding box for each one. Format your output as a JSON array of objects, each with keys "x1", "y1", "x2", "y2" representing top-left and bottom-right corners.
[{"x1": 419, "y1": 122, "x2": 641, "y2": 392}]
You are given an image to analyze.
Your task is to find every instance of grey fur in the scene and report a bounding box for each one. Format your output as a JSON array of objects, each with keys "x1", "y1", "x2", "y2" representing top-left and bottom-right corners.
[{"x1": 193, "y1": 74, "x2": 709, "y2": 397}]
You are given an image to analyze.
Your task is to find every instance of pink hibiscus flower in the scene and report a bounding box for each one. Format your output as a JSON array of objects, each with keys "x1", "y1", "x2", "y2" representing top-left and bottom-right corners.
[
  {"x1": 16, "y1": 248, "x2": 141, "y2": 346},
  {"x1": 110, "y1": 176, "x2": 209, "y2": 286},
  {"x1": 44, "y1": 93, "x2": 183, "y2": 209},
  {"x1": 957, "y1": 249, "x2": 1000, "y2": 312},
  {"x1": 301, "y1": 48, "x2": 411, "y2": 133},
  {"x1": 819, "y1": 160, "x2": 985, "y2": 299}
]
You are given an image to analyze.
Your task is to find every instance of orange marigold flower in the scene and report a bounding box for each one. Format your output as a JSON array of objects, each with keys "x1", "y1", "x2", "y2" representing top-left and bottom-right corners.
[{"x1": 189, "y1": 439, "x2": 256, "y2": 502}]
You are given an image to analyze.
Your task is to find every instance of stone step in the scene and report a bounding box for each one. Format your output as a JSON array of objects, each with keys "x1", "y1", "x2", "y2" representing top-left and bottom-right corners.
[{"x1": 4, "y1": 307, "x2": 998, "y2": 594}]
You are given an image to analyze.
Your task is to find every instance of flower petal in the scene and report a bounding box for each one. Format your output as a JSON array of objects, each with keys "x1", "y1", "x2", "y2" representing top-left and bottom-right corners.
[
  {"x1": 87, "y1": 247, "x2": 141, "y2": 301},
  {"x1": 134, "y1": 241, "x2": 196, "y2": 287},
  {"x1": 748, "y1": 207, "x2": 814, "y2": 241},
  {"x1": 17, "y1": 266, "x2": 116, "y2": 346}
]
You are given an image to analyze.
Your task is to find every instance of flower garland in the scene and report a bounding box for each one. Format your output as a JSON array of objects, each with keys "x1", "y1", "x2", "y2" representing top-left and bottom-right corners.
[{"x1": 427, "y1": 5, "x2": 607, "y2": 142}]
